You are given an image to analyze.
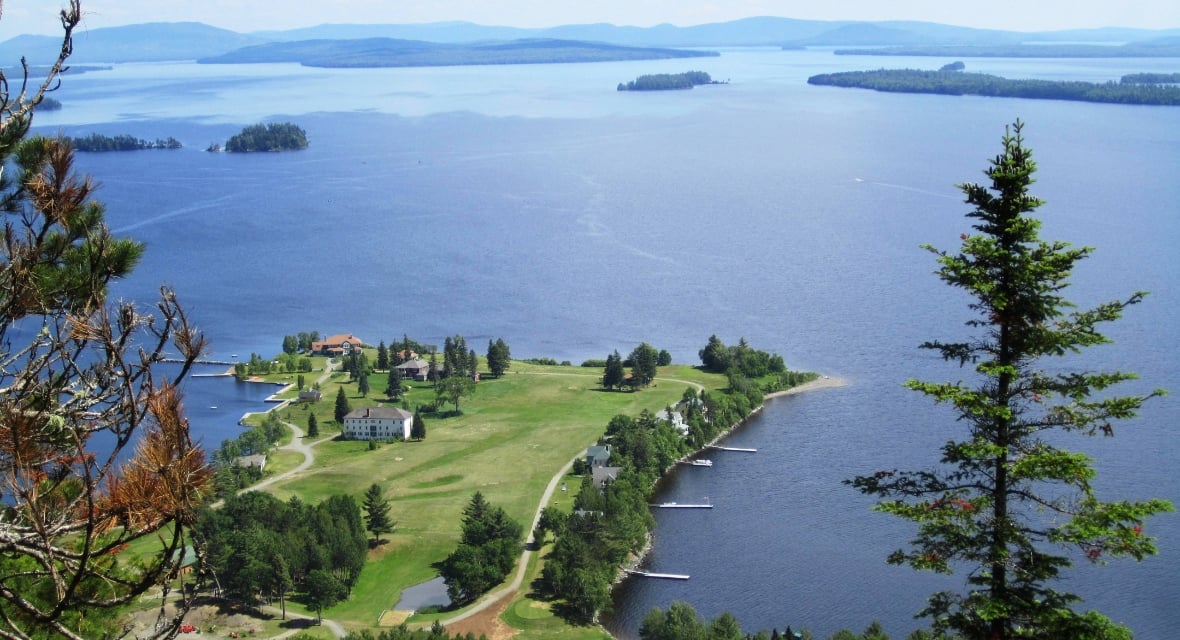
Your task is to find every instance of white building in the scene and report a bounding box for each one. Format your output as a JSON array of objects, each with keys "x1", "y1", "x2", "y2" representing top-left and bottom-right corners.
[{"x1": 343, "y1": 406, "x2": 414, "y2": 441}]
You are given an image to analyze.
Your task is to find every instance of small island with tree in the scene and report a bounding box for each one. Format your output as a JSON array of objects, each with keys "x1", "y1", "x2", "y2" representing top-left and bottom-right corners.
[
  {"x1": 617, "y1": 70, "x2": 724, "y2": 91},
  {"x1": 215, "y1": 121, "x2": 309, "y2": 152},
  {"x1": 67, "y1": 132, "x2": 182, "y2": 152}
]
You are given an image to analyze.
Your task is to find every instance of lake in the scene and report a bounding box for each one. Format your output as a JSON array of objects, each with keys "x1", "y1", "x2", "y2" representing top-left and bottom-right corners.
[{"x1": 31, "y1": 48, "x2": 1180, "y2": 638}]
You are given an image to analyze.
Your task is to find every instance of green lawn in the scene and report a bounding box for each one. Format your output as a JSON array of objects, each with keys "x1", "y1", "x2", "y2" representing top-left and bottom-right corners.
[{"x1": 250, "y1": 361, "x2": 724, "y2": 634}]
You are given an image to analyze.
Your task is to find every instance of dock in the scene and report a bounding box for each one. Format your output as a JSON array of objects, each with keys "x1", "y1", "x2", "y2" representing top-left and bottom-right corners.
[
  {"x1": 626, "y1": 570, "x2": 690, "y2": 580},
  {"x1": 651, "y1": 502, "x2": 713, "y2": 509},
  {"x1": 708, "y1": 445, "x2": 757, "y2": 453}
]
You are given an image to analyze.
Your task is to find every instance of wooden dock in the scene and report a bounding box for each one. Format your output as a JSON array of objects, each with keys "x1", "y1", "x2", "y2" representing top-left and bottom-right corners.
[
  {"x1": 651, "y1": 502, "x2": 713, "y2": 509},
  {"x1": 626, "y1": 569, "x2": 690, "y2": 580},
  {"x1": 708, "y1": 445, "x2": 757, "y2": 453}
]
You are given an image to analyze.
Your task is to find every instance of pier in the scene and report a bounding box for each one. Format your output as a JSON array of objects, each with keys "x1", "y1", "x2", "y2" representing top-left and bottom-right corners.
[
  {"x1": 651, "y1": 502, "x2": 713, "y2": 509},
  {"x1": 625, "y1": 570, "x2": 690, "y2": 580},
  {"x1": 708, "y1": 445, "x2": 757, "y2": 453}
]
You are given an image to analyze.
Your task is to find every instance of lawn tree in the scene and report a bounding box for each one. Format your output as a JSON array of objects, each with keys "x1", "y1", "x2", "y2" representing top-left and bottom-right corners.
[
  {"x1": 848, "y1": 121, "x2": 1171, "y2": 639},
  {"x1": 307, "y1": 412, "x2": 319, "y2": 438},
  {"x1": 469, "y1": 348, "x2": 479, "y2": 378},
  {"x1": 628, "y1": 342, "x2": 660, "y2": 388},
  {"x1": 334, "y1": 386, "x2": 351, "y2": 423},
  {"x1": 376, "y1": 340, "x2": 389, "y2": 371},
  {"x1": 602, "y1": 350, "x2": 625, "y2": 390},
  {"x1": 357, "y1": 368, "x2": 370, "y2": 397},
  {"x1": 386, "y1": 365, "x2": 404, "y2": 400},
  {"x1": 411, "y1": 410, "x2": 426, "y2": 440},
  {"x1": 0, "y1": 3, "x2": 214, "y2": 638},
  {"x1": 362, "y1": 483, "x2": 394, "y2": 544},
  {"x1": 435, "y1": 375, "x2": 476, "y2": 414},
  {"x1": 486, "y1": 337, "x2": 511, "y2": 378}
]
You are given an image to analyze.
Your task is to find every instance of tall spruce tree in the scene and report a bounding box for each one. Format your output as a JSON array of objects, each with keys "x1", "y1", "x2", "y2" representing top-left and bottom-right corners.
[
  {"x1": 334, "y1": 386, "x2": 351, "y2": 424},
  {"x1": 849, "y1": 121, "x2": 1171, "y2": 639},
  {"x1": 362, "y1": 483, "x2": 394, "y2": 544}
]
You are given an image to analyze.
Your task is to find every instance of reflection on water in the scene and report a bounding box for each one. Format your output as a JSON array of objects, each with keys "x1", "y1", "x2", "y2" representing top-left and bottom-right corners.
[{"x1": 394, "y1": 576, "x2": 451, "y2": 611}]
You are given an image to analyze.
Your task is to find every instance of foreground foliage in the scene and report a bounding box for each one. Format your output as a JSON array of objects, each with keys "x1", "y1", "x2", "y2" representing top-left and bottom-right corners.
[
  {"x1": 0, "y1": 3, "x2": 212, "y2": 637},
  {"x1": 849, "y1": 122, "x2": 1171, "y2": 639}
]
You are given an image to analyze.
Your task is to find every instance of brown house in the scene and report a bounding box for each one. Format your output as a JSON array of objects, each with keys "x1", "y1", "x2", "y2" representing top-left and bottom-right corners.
[{"x1": 311, "y1": 333, "x2": 364, "y2": 356}]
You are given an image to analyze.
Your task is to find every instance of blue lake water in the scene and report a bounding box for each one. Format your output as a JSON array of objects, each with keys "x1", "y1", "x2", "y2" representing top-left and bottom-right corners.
[{"x1": 30, "y1": 49, "x2": 1180, "y2": 638}]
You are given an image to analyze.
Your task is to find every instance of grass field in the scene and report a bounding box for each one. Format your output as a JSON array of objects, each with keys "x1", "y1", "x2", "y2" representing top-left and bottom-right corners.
[{"x1": 245, "y1": 358, "x2": 727, "y2": 636}]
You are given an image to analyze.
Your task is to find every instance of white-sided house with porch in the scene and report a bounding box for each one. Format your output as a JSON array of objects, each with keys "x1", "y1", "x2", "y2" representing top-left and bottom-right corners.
[{"x1": 343, "y1": 406, "x2": 413, "y2": 441}]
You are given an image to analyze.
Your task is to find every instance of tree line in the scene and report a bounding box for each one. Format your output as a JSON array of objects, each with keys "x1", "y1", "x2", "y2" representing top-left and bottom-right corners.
[
  {"x1": 807, "y1": 68, "x2": 1180, "y2": 106},
  {"x1": 1121, "y1": 72, "x2": 1180, "y2": 84},
  {"x1": 438, "y1": 492, "x2": 523, "y2": 605},
  {"x1": 221, "y1": 121, "x2": 309, "y2": 152},
  {"x1": 538, "y1": 338, "x2": 816, "y2": 622},
  {"x1": 67, "y1": 132, "x2": 182, "y2": 151},
  {"x1": 195, "y1": 490, "x2": 369, "y2": 622},
  {"x1": 618, "y1": 70, "x2": 717, "y2": 91},
  {"x1": 639, "y1": 600, "x2": 932, "y2": 640}
]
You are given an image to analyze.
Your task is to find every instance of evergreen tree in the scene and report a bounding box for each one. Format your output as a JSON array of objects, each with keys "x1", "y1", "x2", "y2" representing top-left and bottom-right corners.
[
  {"x1": 487, "y1": 337, "x2": 511, "y2": 378},
  {"x1": 628, "y1": 342, "x2": 659, "y2": 388},
  {"x1": 334, "y1": 387, "x2": 351, "y2": 424},
  {"x1": 469, "y1": 348, "x2": 479, "y2": 378},
  {"x1": 603, "y1": 350, "x2": 625, "y2": 390},
  {"x1": 386, "y1": 366, "x2": 404, "y2": 400},
  {"x1": 362, "y1": 483, "x2": 394, "y2": 544},
  {"x1": 358, "y1": 369, "x2": 370, "y2": 397},
  {"x1": 377, "y1": 340, "x2": 389, "y2": 370},
  {"x1": 0, "y1": 5, "x2": 214, "y2": 636},
  {"x1": 302, "y1": 569, "x2": 346, "y2": 623},
  {"x1": 307, "y1": 412, "x2": 319, "y2": 438},
  {"x1": 849, "y1": 121, "x2": 1171, "y2": 639},
  {"x1": 411, "y1": 410, "x2": 427, "y2": 441}
]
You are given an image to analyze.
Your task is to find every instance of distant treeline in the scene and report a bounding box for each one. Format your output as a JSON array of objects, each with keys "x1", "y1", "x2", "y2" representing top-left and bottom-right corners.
[
  {"x1": 617, "y1": 70, "x2": 719, "y2": 91},
  {"x1": 1121, "y1": 72, "x2": 1180, "y2": 84},
  {"x1": 222, "y1": 122, "x2": 308, "y2": 152},
  {"x1": 67, "y1": 132, "x2": 181, "y2": 152},
  {"x1": 807, "y1": 69, "x2": 1180, "y2": 106},
  {"x1": 833, "y1": 43, "x2": 1180, "y2": 58}
]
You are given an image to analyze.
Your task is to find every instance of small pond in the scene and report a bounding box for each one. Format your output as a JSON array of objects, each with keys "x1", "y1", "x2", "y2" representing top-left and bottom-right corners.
[{"x1": 394, "y1": 576, "x2": 451, "y2": 611}]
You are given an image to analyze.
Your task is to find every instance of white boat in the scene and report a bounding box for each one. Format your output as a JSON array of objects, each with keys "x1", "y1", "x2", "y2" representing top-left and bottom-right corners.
[{"x1": 690, "y1": 459, "x2": 713, "y2": 467}]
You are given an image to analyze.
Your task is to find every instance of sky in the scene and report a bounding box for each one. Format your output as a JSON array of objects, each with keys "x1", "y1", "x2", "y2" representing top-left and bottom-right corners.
[{"x1": 2, "y1": 0, "x2": 1178, "y2": 37}]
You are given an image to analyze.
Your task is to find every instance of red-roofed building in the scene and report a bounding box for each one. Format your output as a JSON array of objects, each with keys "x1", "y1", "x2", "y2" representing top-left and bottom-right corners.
[{"x1": 311, "y1": 333, "x2": 364, "y2": 356}]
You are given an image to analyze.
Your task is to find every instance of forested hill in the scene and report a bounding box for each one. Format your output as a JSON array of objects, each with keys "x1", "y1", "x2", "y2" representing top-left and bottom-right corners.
[
  {"x1": 198, "y1": 38, "x2": 718, "y2": 67},
  {"x1": 807, "y1": 68, "x2": 1180, "y2": 106}
]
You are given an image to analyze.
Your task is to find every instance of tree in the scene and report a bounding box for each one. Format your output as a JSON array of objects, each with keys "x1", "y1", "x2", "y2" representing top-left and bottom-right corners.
[
  {"x1": 848, "y1": 121, "x2": 1172, "y2": 640},
  {"x1": 657, "y1": 349, "x2": 673, "y2": 366},
  {"x1": 411, "y1": 410, "x2": 427, "y2": 441},
  {"x1": 283, "y1": 334, "x2": 298, "y2": 354},
  {"x1": 334, "y1": 386, "x2": 351, "y2": 424},
  {"x1": 302, "y1": 569, "x2": 347, "y2": 622},
  {"x1": 0, "y1": 4, "x2": 214, "y2": 637},
  {"x1": 602, "y1": 350, "x2": 625, "y2": 390},
  {"x1": 487, "y1": 338, "x2": 511, "y2": 378},
  {"x1": 357, "y1": 368, "x2": 370, "y2": 397},
  {"x1": 435, "y1": 375, "x2": 476, "y2": 414},
  {"x1": 307, "y1": 412, "x2": 319, "y2": 438},
  {"x1": 362, "y1": 483, "x2": 394, "y2": 544},
  {"x1": 629, "y1": 342, "x2": 660, "y2": 388},
  {"x1": 376, "y1": 340, "x2": 389, "y2": 371},
  {"x1": 386, "y1": 365, "x2": 404, "y2": 400}
]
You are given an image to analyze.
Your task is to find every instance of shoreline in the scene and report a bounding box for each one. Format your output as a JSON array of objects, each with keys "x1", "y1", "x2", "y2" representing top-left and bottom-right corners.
[{"x1": 606, "y1": 373, "x2": 849, "y2": 630}]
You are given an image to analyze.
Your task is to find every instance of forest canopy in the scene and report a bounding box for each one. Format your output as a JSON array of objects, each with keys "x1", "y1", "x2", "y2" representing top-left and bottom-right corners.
[{"x1": 223, "y1": 121, "x2": 309, "y2": 152}]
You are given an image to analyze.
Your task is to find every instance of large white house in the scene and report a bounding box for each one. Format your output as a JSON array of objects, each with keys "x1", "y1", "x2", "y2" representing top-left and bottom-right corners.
[{"x1": 342, "y1": 406, "x2": 414, "y2": 441}]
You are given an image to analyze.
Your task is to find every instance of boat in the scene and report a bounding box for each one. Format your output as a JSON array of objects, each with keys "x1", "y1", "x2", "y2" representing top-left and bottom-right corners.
[{"x1": 690, "y1": 459, "x2": 713, "y2": 467}]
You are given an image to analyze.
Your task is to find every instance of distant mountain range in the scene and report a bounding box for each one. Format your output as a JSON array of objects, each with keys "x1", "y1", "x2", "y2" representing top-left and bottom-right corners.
[{"x1": 0, "y1": 18, "x2": 1177, "y2": 65}]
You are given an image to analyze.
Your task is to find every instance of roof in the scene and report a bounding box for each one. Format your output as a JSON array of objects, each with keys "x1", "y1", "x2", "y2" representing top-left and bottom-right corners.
[
  {"x1": 396, "y1": 358, "x2": 430, "y2": 370},
  {"x1": 345, "y1": 406, "x2": 413, "y2": 421}
]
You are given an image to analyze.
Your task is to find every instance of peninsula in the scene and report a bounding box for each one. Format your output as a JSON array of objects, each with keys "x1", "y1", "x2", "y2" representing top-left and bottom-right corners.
[{"x1": 807, "y1": 68, "x2": 1180, "y2": 106}]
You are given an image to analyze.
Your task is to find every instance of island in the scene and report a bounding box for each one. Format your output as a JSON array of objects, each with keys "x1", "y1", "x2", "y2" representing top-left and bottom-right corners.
[
  {"x1": 617, "y1": 70, "x2": 725, "y2": 91},
  {"x1": 67, "y1": 133, "x2": 181, "y2": 152},
  {"x1": 219, "y1": 122, "x2": 308, "y2": 152},
  {"x1": 807, "y1": 68, "x2": 1180, "y2": 106},
  {"x1": 832, "y1": 42, "x2": 1180, "y2": 58},
  {"x1": 199, "y1": 37, "x2": 719, "y2": 68}
]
